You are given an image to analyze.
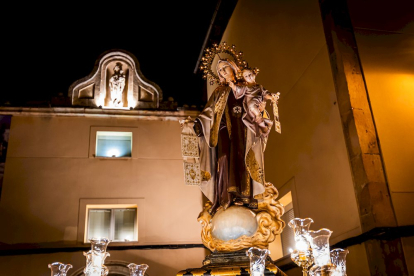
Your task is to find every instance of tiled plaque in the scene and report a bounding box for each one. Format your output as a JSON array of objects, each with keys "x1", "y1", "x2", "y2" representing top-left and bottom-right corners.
[
  {"x1": 183, "y1": 162, "x2": 201, "y2": 186},
  {"x1": 181, "y1": 134, "x2": 199, "y2": 158}
]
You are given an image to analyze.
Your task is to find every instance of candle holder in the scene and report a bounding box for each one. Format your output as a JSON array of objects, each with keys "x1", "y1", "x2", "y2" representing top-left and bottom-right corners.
[
  {"x1": 290, "y1": 248, "x2": 314, "y2": 276},
  {"x1": 84, "y1": 238, "x2": 111, "y2": 276},
  {"x1": 307, "y1": 229, "x2": 335, "y2": 276},
  {"x1": 127, "y1": 263, "x2": 149, "y2": 276},
  {"x1": 48, "y1": 262, "x2": 73, "y2": 276},
  {"x1": 330, "y1": 248, "x2": 349, "y2": 276},
  {"x1": 246, "y1": 247, "x2": 270, "y2": 276},
  {"x1": 90, "y1": 237, "x2": 110, "y2": 253},
  {"x1": 288, "y1": 218, "x2": 314, "y2": 275},
  {"x1": 47, "y1": 237, "x2": 150, "y2": 275}
]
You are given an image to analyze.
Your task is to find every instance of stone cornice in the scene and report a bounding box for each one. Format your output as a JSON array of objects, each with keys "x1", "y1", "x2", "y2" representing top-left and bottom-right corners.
[
  {"x1": 0, "y1": 107, "x2": 200, "y2": 121},
  {"x1": 0, "y1": 242, "x2": 205, "y2": 256}
]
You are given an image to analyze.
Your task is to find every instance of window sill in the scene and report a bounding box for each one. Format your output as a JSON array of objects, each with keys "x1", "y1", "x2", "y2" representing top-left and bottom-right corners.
[
  {"x1": 84, "y1": 241, "x2": 142, "y2": 247},
  {"x1": 94, "y1": 156, "x2": 132, "y2": 160},
  {"x1": 84, "y1": 241, "x2": 140, "y2": 246}
]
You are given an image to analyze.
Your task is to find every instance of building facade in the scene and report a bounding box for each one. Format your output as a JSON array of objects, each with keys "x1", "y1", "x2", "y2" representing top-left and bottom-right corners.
[{"x1": 0, "y1": 50, "x2": 207, "y2": 276}]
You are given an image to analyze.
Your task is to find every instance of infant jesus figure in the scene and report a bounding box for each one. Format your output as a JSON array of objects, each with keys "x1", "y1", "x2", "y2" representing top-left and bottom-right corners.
[{"x1": 229, "y1": 68, "x2": 279, "y2": 136}]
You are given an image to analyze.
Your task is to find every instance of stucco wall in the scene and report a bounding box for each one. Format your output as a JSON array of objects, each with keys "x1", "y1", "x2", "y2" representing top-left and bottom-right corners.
[
  {"x1": 0, "y1": 114, "x2": 205, "y2": 275},
  {"x1": 220, "y1": 0, "x2": 361, "y2": 251},
  {"x1": 348, "y1": 0, "x2": 414, "y2": 227},
  {"x1": 347, "y1": 0, "x2": 414, "y2": 273}
]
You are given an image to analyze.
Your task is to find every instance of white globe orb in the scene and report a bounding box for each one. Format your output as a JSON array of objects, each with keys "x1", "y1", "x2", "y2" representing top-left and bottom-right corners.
[{"x1": 211, "y1": 205, "x2": 258, "y2": 241}]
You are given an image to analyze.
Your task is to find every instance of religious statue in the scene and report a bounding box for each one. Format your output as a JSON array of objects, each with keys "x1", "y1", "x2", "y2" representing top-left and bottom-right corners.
[
  {"x1": 180, "y1": 42, "x2": 284, "y2": 252},
  {"x1": 193, "y1": 58, "x2": 270, "y2": 216},
  {"x1": 230, "y1": 67, "x2": 279, "y2": 136},
  {"x1": 109, "y1": 63, "x2": 126, "y2": 107}
]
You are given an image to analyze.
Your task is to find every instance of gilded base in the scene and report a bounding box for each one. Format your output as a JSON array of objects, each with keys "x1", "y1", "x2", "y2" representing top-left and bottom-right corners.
[
  {"x1": 177, "y1": 264, "x2": 286, "y2": 276},
  {"x1": 177, "y1": 248, "x2": 287, "y2": 275},
  {"x1": 198, "y1": 182, "x2": 285, "y2": 252}
]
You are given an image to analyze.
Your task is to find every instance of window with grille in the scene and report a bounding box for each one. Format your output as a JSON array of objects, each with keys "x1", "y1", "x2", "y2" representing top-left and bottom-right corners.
[
  {"x1": 280, "y1": 205, "x2": 295, "y2": 256},
  {"x1": 87, "y1": 207, "x2": 137, "y2": 242}
]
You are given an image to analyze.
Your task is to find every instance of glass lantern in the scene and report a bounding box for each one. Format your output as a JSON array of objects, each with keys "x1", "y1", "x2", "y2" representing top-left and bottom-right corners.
[
  {"x1": 330, "y1": 248, "x2": 349, "y2": 276},
  {"x1": 90, "y1": 237, "x2": 110, "y2": 253},
  {"x1": 246, "y1": 247, "x2": 270, "y2": 276},
  {"x1": 48, "y1": 262, "x2": 73, "y2": 276},
  {"x1": 307, "y1": 229, "x2": 335, "y2": 276},
  {"x1": 288, "y1": 218, "x2": 314, "y2": 275},
  {"x1": 84, "y1": 237, "x2": 111, "y2": 276},
  {"x1": 127, "y1": 263, "x2": 149, "y2": 276}
]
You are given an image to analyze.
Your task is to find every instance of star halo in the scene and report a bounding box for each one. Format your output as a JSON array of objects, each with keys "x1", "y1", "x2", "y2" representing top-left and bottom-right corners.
[{"x1": 199, "y1": 42, "x2": 259, "y2": 85}]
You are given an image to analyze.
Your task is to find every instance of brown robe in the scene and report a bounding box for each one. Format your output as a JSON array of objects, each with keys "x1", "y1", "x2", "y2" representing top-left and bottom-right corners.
[{"x1": 195, "y1": 84, "x2": 268, "y2": 215}]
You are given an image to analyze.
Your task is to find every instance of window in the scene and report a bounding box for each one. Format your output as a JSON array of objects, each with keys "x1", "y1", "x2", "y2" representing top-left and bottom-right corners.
[
  {"x1": 89, "y1": 126, "x2": 138, "y2": 159},
  {"x1": 78, "y1": 199, "x2": 144, "y2": 244},
  {"x1": 95, "y1": 131, "x2": 132, "y2": 158},
  {"x1": 86, "y1": 206, "x2": 138, "y2": 242}
]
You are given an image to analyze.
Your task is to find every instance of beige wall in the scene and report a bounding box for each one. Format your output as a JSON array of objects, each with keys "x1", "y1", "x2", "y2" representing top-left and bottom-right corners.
[
  {"x1": 347, "y1": 0, "x2": 414, "y2": 272},
  {"x1": 0, "y1": 114, "x2": 205, "y2": 274},
  {"x1": 220, "y1": 0, "x2": 361, "y2": 249},
  {"x1": 348, "y1": 0, "x2": 414, "y2": 227}
]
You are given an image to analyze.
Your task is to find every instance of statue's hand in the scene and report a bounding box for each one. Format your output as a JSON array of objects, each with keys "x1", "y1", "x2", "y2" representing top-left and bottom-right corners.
[
  {"x1": 228, "y1": 82, "x2": 236, "y2": 91},
  {"x1": 179, "y1": 117, "x2": 193, "y2": 128},
  {"x1": 193, "y1": 119, "x2": 204, "y2": 137},
  {"x1": 259, "y1": 101, "x2": 267, "y2": 112}
]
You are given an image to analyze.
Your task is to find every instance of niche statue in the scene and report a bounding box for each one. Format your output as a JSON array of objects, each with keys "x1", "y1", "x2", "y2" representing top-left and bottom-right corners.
[{"x1": 109, "y1": 63, "x2": 126, "y2": 107}]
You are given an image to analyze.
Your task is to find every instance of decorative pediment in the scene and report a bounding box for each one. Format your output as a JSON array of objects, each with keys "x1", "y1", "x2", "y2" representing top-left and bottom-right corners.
[{"x1": 69, "y1": 50, "x2": 162, "y2": 109}]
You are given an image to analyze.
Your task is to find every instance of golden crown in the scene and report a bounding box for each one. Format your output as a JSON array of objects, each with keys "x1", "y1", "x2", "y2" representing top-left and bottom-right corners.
[{"x1": 200, "y1": 42, "x2": 258, "y2": 85}]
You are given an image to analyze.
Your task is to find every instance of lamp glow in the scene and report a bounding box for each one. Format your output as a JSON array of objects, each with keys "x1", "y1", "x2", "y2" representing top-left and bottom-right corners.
[
  {"x1": 96, "y1": 94, "x2": 105, "y2": 108},
  {"x1": 106, "y1": 148, "x2": 120, "y2": 157},
  {"x1": 124, "y1": 235, "x2": 133, "y2": 241},
  {"x1": 296, "y1": 238, "x2": 309, "y2": 251},
  {"x1": 288, "y1": 218, "x2": 314, "y2": 275},
  {"x1": 128, "y1": 98, "x2": 137, "y2": 109}
]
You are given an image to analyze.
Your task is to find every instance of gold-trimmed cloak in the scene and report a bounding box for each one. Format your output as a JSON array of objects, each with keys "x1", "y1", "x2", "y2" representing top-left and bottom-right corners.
[{"x1": 196, "y1": 84, "x2": 268, "y2": 208}]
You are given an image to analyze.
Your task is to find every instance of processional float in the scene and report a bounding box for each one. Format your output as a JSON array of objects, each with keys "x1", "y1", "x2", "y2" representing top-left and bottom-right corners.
[
  {"x1": 179, "y1": 42, "x2": 285, "y2": 276},
  {"x1": 45, "y1": 43, "x2": 349, "y2": 276},
  {"x1": 178, "y1": 42, "x2": 349, "y2": 276}
]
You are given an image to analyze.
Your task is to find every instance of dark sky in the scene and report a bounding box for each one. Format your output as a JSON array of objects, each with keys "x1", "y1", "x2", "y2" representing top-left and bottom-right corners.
[{"x1": 4, "y1": 2, "x2": 218, "y2": 107}]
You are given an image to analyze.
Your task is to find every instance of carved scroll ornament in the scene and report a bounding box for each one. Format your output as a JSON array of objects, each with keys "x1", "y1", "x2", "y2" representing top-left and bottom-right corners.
[{"x1": 198, "y1": 182, "x2": 285, "y2": 252}]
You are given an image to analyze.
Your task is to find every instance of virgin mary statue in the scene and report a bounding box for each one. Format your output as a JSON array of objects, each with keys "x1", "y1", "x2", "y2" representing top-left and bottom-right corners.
[{"x1": 193, "y1": 58, "x2": 271, "y2": 215}]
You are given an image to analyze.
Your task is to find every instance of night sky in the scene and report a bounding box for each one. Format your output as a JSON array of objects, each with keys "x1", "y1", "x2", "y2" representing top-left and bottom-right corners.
[{"x1": 4, "y1": 2, "x2": 218, "y2": 107}]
